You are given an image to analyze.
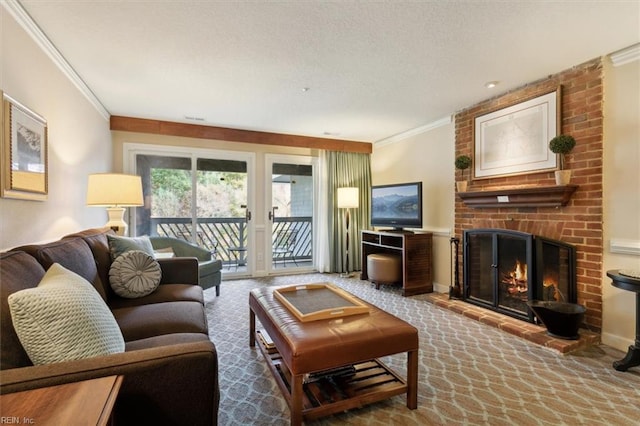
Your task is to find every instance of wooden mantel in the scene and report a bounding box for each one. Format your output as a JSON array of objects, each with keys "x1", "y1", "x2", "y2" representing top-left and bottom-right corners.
[{"x1": 458, "y1": 185, "x2": 578, "y2": 208}]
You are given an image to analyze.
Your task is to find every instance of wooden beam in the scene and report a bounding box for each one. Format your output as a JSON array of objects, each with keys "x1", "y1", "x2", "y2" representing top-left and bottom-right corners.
[{"x1": 110, "y1": 116, "x2": 372, "y2": 154}]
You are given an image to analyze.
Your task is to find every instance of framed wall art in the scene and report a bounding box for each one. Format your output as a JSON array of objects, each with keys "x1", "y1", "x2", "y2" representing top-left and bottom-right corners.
[
  {"x1": 1, "y1": 91, "x2": 48, "y2": 200},
  {"x1": 473, "y1": 87, "x2": 560, "y2": 180}
]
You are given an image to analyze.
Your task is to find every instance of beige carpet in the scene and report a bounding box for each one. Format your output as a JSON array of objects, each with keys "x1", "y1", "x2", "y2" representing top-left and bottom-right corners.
[{"x1": 204, "y1": 273, "x2": 640, "y2": 426}]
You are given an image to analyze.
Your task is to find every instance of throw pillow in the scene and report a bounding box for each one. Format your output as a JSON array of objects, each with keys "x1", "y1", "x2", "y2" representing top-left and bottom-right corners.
[
  {"x1": 7, "y1": 263, "x2": 125, "y2": 365},
  {"x1": 107, "y1": 234, "x2": 155, "y2": 260},
  {"x1": 109, "y1": 250, "x2": 162, "y2": 298},
  {"x1": 153, "y1": 247, "x2": 175, "y2": 259}
]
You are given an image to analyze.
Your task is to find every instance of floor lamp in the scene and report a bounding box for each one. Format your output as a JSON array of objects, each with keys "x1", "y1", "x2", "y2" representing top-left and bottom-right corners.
[{"x1": 337, "y1": 187, "x2": 359, "y2": 277}]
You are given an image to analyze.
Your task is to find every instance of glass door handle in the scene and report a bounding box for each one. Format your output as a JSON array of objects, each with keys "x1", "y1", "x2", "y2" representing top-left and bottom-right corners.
[
  {"x1": 268, "y1": 206, "x2": 278, "y2": 221},
  {"x1": 241, "y1": 204, "x2": 252, "y2": 221}
]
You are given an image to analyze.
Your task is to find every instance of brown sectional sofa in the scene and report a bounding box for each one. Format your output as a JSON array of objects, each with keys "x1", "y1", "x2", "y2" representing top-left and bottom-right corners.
[{"x1": 0, "y1": 228, "x2": 219, "y2": 425}]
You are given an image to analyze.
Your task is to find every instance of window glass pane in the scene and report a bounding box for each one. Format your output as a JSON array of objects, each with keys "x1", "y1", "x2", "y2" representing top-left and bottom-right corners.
[
  {"x1": 196, "y1": 158, "x2": 248, "y2": 270},
  {"x1": 271, "y1": 162, "x2": 312, "y2": 269},
  {"x1": 135, "y1": 155, "x2": 192, "y2": 239}
]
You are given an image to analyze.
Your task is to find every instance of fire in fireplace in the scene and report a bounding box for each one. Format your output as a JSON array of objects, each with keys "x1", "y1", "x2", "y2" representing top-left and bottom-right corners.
[
  {"x1": 463, "y1": 229, "x2": 576, "y2": 323},
  {"x1": 502, "y1": 259, "x2": 528, "y2": 301}
]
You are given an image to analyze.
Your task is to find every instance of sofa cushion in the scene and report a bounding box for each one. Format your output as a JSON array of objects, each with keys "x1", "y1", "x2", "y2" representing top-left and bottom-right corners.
[
  {"x1": 199, "y1": 258, "x2": 223, "y2": 277},
  {"x1": 112, "y1": 301, "x2": 208, "y2": 342},
  {"x1": 150, "y1": 236, "x2": 211, "y2": 261},
  {"x1": 154, "y1": 247, "x2": 175, "y2": 259},
  {"x1": 0, "y1": 251, "x2": 46, "y2": 370},
  {"x1": 107, "y1": 234, "x2": 155, "y2": 260},
  {"x1": 125, "y1": 332, "x2": 211, "y2": 351},
  {"x1": 109, "y1": 250, "x2": 161, "y2": 298},
  {"x1": 8, "y1": 264, "x2": 125, "y2": 365},
  {"x1": 14, "y1": 237, "x2": 106, "y2": 301},
  {"x1": 63, "y1": 228, "x2": 115, "y2": 300},
  {"x1": 108, "y1": 284, "x2": 204, "y2": 309}
]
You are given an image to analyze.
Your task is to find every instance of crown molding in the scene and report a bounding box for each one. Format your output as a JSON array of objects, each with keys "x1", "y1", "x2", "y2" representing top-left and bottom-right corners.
[
  {"x1": 609, "y1": 43, "x2": 640, "y2": 67},
  {"x1": 2, "y1": 0, "x2": 110, "y2": 120},
  {"x1": 374, "y1": 115, "x2": 452, "y2": 148}
]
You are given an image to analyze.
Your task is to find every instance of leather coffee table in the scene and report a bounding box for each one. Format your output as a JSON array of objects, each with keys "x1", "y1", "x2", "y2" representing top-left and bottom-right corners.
[{"x1": 249, "y1": 284, "x2": 419, "y2": 425}]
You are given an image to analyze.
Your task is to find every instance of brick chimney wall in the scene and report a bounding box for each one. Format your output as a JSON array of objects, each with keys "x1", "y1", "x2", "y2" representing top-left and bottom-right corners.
[{"x1": 454, "y1": 57, "x2": 604, "y2": 331}]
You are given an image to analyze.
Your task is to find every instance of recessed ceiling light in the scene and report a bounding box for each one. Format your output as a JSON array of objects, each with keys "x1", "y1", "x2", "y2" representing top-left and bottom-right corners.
[
  {"x1": 485, "y1": 81, "x2": 499, "y2": 89},
  {"x1": 302, "y1": 87, "x2": 310, "y2": 92}
]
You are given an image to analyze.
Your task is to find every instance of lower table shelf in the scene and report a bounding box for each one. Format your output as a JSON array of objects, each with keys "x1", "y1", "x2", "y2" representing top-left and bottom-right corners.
[{"x1": 256, "y1": 331, "x2": 407, "y2": 421}]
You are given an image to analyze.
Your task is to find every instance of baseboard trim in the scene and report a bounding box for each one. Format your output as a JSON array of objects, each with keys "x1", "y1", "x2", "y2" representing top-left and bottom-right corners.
[
  {"x1": 433, "y1": 281, "x2": 449, "y2": 294},
  {"x1": 601, "y1": 331, "x2": 635, "y2": 352}
]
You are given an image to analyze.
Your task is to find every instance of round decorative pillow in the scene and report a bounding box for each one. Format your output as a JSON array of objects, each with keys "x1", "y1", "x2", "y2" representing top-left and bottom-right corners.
[{"x1": 109, "y1": 250, "x2": 161, "y2": 298}]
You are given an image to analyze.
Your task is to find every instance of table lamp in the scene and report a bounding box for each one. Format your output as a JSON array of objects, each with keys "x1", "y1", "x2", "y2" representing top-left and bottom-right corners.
[
  {"x1": 87, "y1": 173, "x2": 143, "y2": 236},
  {"x1": 337, "y1": 187, "x2": 359, "y2": 277}
]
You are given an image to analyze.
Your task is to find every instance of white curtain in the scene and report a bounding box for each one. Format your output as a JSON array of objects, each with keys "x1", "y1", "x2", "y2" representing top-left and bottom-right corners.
[{"x1": 314, "y1": 151, "x2": 331, "y2": 272}]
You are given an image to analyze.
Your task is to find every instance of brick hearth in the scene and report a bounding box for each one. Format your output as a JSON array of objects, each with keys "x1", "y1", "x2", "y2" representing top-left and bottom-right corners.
[{"x1": 424, "y1": 293, "x2": 600, "y2": 354}]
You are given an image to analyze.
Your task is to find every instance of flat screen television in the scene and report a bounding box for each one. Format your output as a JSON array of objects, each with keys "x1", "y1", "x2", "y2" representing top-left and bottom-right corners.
[{"x1": 371, "y1": 182, "x2": 423, "y2": 231}]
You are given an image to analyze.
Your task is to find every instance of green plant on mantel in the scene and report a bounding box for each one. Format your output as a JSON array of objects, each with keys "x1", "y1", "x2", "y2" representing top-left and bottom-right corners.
[
  {"x1": 454, "y1": 155, "x2": 472, "y2": 180},
  {"x1": 549, "y1": 134, "x2": 576, "y2": 170}
]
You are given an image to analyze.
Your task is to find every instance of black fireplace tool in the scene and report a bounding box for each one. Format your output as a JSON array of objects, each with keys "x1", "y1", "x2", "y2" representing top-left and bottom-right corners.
[{"x1": 449, "y1": 237, "x2": 462, "y2": 299}]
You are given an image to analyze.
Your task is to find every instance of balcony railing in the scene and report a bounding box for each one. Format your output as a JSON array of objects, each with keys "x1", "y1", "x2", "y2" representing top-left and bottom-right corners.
[{"x1": 149, "y1": 216, "x2": 312, "y2": 267}]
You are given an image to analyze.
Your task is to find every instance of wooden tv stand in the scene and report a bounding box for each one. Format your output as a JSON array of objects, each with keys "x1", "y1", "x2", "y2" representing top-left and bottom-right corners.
[{"x1": 360, "y1": 230, "x2": 432, "y2": 296}]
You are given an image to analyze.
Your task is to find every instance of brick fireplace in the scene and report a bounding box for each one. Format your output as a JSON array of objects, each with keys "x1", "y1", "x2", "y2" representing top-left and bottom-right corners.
[{"x1": 454, "y1": 57, "x2": 604, "y2": 331}]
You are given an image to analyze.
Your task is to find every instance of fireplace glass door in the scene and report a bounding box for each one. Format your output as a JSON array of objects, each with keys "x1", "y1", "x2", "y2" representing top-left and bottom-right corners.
[
  {"x1": 465, "y1": 232, "x2": 494, "y2": 305},
  {"x1": 464, "y1": 229, "x2": 576, "y2": 323},
  {"x1": 464, "y1": 230, "x2": 534, "y2": 322},
  {"x1": 535, "y1": 237, "x2": 577, "y2": 303},
  {"x1": 496, "y1": 233, "x2": 533, "y2": 318}
]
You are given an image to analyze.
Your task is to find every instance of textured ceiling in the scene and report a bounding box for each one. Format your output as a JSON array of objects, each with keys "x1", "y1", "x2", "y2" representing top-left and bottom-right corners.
[{"x1": 13, "y1": 1, "x2": 640, "y2": 142}]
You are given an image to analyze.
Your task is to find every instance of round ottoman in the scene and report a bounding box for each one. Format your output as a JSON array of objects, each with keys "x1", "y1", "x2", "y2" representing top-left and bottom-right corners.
[{"x1": 367, "y1": 253, "x2": 402, "y2": 289}]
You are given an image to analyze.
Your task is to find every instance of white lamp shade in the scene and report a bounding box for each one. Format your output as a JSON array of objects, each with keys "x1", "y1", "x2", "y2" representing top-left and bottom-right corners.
[
  {"x1": 87, "y1": 173, "x2": 143, "y2": 207},
  {"x1": 337, "y1": 187, "x2": 359, "y2": 209}
]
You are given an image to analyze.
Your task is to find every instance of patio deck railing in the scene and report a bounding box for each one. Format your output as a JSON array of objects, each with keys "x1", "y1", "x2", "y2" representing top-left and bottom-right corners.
[{"x1": 150, "y1": 216, "x2": 312, "y2": 266}]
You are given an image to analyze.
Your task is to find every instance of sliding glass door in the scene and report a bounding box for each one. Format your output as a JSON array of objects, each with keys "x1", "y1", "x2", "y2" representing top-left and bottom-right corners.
[
  {"x1": 195, "y1": 158, "x2": 250, "y2": 274},
  {"x1": 127, "y1": 145, "x2": 254, "y2": 277},
  {"x1": 266, "y1": 154, "x2": 316, "y2": 273}
]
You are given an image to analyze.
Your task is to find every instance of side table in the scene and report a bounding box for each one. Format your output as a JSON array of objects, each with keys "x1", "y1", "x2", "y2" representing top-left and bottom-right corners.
[
  {"x1": 0, "y1": 375, "x2": 123, "y2": 425},
  {"x1": 606, "y1": 270, "x2": 640, "y2": 372}
]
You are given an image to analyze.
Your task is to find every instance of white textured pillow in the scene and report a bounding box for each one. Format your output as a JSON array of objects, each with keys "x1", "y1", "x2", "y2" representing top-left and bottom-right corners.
[
  {"x1": 109, "y1": 250, "x2": 161, "y2": 298},
  {"x1": 8, "y1": 263, "x2": 125, "y2": 365},
  {"x1": 154, "y1": 247, "x2": 175, "y2": 259}
]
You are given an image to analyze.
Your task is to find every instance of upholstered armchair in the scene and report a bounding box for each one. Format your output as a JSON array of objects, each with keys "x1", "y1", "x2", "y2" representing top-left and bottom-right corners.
[{"x1": 149, "y1": 237, "x2": 223, "y2": 296}]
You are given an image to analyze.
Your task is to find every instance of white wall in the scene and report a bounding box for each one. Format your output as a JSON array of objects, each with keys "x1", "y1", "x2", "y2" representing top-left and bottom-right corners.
[
  {"x1": 602, "y1": 53, "x2": 640, "y2": 351},
  {"x1": 0, "y1": 8, "x2": 112, "y2": 249},
  {"x1": 371, "y1": 120, "x2": 455, "y2": 292}
]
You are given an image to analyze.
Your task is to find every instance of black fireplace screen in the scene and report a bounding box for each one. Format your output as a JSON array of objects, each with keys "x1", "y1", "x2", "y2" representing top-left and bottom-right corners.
[
  {"x1": 536, "y1": 238, "x2": 576, "y2": 304},
  {"x1": 463, "y1": 229, "x2": 576, "y2": 323}
]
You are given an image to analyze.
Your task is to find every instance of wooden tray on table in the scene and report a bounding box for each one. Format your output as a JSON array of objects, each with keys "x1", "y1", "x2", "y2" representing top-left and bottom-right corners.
[{"x1": 273, "y1": 283, "x2": 369, "y2": 322}]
